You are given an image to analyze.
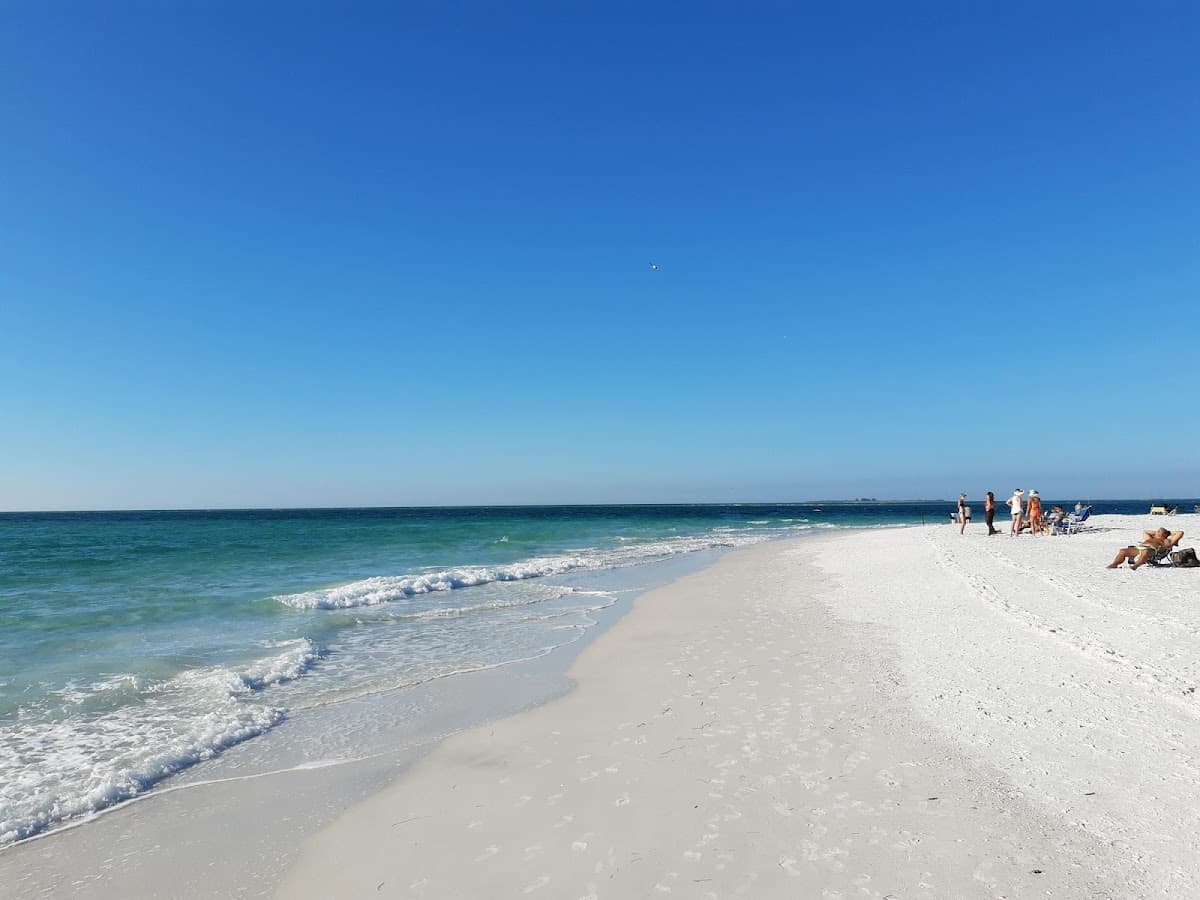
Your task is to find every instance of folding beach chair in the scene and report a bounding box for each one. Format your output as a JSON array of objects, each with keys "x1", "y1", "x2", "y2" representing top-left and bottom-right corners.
[
  {"x1": 1145, "y1": 546, "x2": 1174, "y2": 566},
  {"x1": 1051, "y1": 506, "x2": 1091, "y2": 535},
  {"x1": 1147, "y1": 546, "x2": 1199, "y2": 567}
]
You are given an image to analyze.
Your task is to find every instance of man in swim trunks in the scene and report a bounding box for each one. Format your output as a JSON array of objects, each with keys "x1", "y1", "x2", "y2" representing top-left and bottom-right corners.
[{"x1": 1106, "y1": 528, "x2": 1185, "y2": 569}]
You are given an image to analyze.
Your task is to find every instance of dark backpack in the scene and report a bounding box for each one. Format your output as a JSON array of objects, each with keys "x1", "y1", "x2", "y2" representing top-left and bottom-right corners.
[{"x1": 1170, "y1": 547, "x2": 1200, "y2": 568}]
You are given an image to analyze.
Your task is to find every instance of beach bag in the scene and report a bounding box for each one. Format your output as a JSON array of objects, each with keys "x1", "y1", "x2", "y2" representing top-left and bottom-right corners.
[{"x1": 1170, "y1": 548, "x2": 1200, "y2": 567}]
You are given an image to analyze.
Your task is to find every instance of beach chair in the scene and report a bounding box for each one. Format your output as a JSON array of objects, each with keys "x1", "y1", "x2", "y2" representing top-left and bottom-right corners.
[
  {"x1": 1146, "y1": 546, "x2": 1198, "y2": 567},
  {"x1": 1144, "y1": 546, "x2": 1171, "y2": 566},
  {"x1": 1051, "y1": 506, "x2": 1092, "y2": 535}
]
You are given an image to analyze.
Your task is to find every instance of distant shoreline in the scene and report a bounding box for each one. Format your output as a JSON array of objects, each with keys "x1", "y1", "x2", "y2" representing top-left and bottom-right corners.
[{"x1": 3, "y1": 497, "x2": 1196, "y2": 515}]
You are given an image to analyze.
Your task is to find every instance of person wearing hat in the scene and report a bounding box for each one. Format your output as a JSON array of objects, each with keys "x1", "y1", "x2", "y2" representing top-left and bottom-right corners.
[
  {"x1": 957, "y1": 493, "x2": 972, "y2": 535},
  {"x1": 1027, "y1": 490, "x2": 1044, "y2": 534},
  {"x1": 1007, "y1": 488, "x2": 1024, "y2": 535}
]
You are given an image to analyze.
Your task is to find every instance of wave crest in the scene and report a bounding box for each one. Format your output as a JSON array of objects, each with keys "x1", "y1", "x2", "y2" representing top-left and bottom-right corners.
[{"x1": 274, "y1": 531, "x2": 780, "y2": 611}]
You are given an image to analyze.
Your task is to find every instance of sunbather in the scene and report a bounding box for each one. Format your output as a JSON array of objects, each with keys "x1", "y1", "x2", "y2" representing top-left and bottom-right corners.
[{"x1": 1106, "y1": 528, "x2": 1185, "y2": 570}]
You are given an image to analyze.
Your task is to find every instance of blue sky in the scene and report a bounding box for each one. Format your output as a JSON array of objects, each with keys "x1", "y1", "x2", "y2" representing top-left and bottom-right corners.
[{"x1": 2, "y1": 2, "x2": 1196, "y2": 509}]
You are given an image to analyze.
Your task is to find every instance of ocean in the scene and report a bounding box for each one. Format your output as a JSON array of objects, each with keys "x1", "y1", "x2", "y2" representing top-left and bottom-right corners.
[{"x1": 0, "y1": 500, "x2": 1175, "y2": 846}]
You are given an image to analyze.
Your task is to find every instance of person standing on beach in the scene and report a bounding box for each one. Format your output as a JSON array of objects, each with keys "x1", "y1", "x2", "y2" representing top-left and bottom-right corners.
[
  {"x1": 1007, "y1": 488, "x2": 1024, "y2": 535},
  {"x1": 957, "y1": 494, "x2": 971, "y2": 535},
  {"x1": 1027, "y1": 490, "x2": 1044, "y2": 535},
  {"x1": 985, "y1": 491, "x2": 999, "y2": 535}
]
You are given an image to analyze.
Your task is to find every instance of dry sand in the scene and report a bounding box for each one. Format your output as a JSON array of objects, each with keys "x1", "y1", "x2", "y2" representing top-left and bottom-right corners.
[{"x1": 278, "y1": 514, "x2": 1200, "y2": 898}]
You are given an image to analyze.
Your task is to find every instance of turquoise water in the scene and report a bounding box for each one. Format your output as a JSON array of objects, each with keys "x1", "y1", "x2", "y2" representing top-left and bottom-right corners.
[{"x1": 0, "y1": 501, "x2": 1175, "y2": 844}]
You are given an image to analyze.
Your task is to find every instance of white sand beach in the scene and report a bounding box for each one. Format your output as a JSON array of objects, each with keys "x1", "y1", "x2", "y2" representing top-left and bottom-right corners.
[{"x1": 278, "y1": 513, "x2": 1200, "y2": 899}]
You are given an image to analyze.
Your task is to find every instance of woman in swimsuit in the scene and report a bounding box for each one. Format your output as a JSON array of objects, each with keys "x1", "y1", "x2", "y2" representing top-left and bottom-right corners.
[
  {"x1": 957, "y1": 494, "x2": 971, "y2": 535},
  {"x1": 985, "y1": 491, "x2": 999, "y2": 535},
  {"x1": 1027, "y1": 490, "x2": 1043, "y2": 535}
]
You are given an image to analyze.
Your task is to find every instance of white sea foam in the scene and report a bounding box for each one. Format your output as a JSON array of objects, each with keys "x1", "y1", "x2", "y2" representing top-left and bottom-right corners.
[
  {"x1": 275, "y1": 560, "x2": 589, "y2": 610},
  {"x1": 386, "y1": 590, "x2": 578, "y2": 621},
  {"x1": 240, "y1": 639, "x2": 321, "y2": 689},
  {"x1": 0, "y1": 639, "x2": 316, "y2": 845},
  {"x1": 273, "y1": 532, "x2": 776, "y2": 611}
]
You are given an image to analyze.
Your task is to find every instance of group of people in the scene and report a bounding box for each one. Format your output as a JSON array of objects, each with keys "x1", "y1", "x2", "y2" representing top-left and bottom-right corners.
[
  {"x1": 956, "y1": 489, "x2": 1078, "y2": 536},
  {"x1": 954, "y1": 492, "x2": 1188, "y2": 569}
]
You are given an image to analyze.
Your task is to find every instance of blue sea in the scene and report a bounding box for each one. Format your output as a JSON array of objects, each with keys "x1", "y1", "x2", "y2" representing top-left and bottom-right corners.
[{"x1": 0, "y1": 500, "x2": 1177, "y2": 846}]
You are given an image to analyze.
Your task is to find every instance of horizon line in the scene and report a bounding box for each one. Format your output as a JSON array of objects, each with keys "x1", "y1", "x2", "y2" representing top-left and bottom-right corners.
[{"x1": 2, "y1": 497, "x2": 1194, "y2": 515}]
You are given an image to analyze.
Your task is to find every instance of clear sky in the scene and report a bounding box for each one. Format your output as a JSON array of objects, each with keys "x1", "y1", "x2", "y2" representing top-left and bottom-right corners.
[{"x1": 2, "y1": 2, "x2": 1196, "y2": 510}]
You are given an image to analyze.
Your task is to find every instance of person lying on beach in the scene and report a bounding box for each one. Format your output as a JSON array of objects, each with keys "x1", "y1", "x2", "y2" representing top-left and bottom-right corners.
[{"x1": 1106, "y1": 528, "x2": 1185, "y2": 570}]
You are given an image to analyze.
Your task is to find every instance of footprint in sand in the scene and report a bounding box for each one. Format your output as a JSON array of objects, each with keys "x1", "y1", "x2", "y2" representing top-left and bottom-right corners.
[
  {"x1": 522, "y1": 875, "x2": 551, "y2": 893},
  {"x1": 474, "y1": 845, "x2": 499, "y2": 862},
  {"x1": 615, "y1": 792, "x2": 631, "y2": 806},
  {"x1": 779, "y1": 857, "x2": 804, "y2": 876}
]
